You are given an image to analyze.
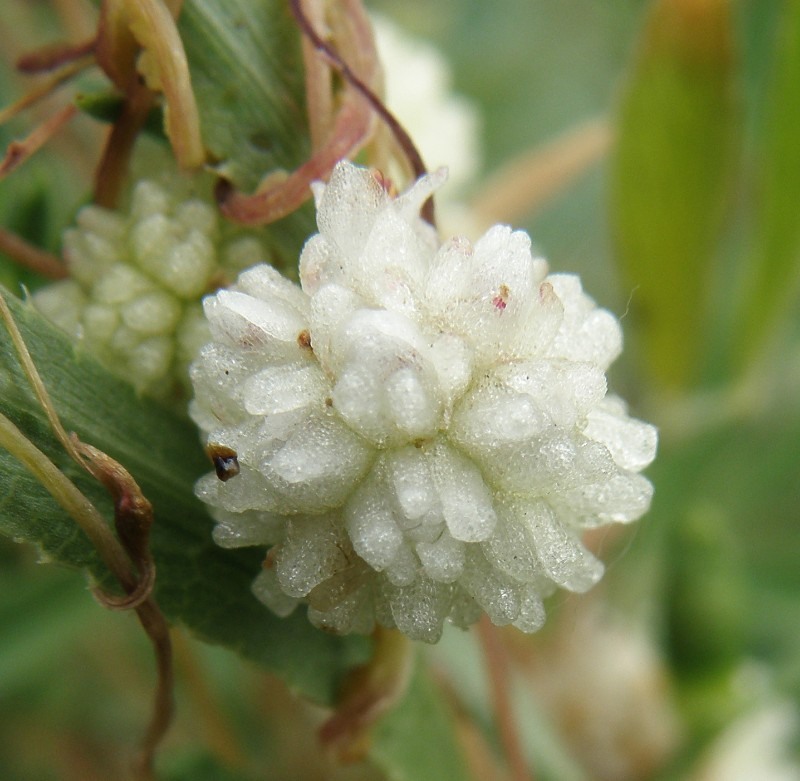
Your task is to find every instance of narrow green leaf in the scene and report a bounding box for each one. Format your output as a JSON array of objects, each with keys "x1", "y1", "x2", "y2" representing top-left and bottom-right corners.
[
  {"x1": 372, "y1": 659, "x2": 469, "y2": 781},
  {"x1": 0, "y1": 287, "x2": 367, "y2": 704},
  {"x1": 737, "y1": 0, "x2": 800, "y2": 362},
  {"x1": 609, "y1": 0, "x2": 738, "y2": 389}
]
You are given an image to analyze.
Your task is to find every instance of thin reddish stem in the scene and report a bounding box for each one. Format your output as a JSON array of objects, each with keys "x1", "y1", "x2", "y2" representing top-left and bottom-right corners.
[
  {"x1": 0, "y1": 103, "x2": 78, "y2": 181},
  {"x1": 477, "y1": 616, "x2": 534, "y2": 781},
  {"x1": 0, "y1": 227, "x2": 68, "y2": 280},
  {"x1": 288, "y1": 0, "x2": 435, "y2": 226}
]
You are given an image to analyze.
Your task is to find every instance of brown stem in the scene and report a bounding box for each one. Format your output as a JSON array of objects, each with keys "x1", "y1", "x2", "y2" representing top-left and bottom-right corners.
[
  {"x1": 319, "y1": 626, "x2": 414, "y2": 761},
  {"x1": 131, "y1": 604, "x2": 174, "y2": 781},
  {"x1": 218, "y1": 91, "x2": 372, "y2": 225},
  {"x1": 0, "y1": 103, "x2": 78, "y2": 181},
  {"x1": 93, "y1": 81, "x2": 155, "y2": 209},
  {"x1": 288, "y1": 0, "x2": 435, "y2": 226},
  {"x1": 16, "y1": 38, "x2": 96, "y2": 73},
  {"x1": 477, "y1": 616, "x2": 533, "y2": 781},
  {"x1": 0, "y1": 227, "x2": 68, "y2": 280}
]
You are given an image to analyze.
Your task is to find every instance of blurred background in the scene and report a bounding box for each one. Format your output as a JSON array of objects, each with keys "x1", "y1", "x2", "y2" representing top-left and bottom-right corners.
[{"x1": 1, "y1": 0, "x2": 798, "y2": 778}]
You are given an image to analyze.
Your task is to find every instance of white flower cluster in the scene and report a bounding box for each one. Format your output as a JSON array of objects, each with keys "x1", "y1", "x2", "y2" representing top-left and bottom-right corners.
[
  {"x1": 191, "y1": 161, "x2": 656, "y2": 643},
  {"x1": 35, "y1": 177, "x2": 266, "y2": 399}
]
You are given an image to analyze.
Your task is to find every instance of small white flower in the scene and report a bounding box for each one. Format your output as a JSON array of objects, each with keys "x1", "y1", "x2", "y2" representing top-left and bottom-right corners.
[
  {"x1": 191, "y1": 161, "x2": 656, "y2": 643},
  {"x1": 35, "y1": 176, "x2": 267, "y2": 399},
  {"x1": 372, "y1": 13, "x2": 481, "y2": 195}
]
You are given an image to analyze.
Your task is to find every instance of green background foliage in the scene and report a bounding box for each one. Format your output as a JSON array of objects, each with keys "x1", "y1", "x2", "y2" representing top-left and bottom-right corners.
[{"x1": 1, "y1": 0, "x2": 799, "y2": 778}]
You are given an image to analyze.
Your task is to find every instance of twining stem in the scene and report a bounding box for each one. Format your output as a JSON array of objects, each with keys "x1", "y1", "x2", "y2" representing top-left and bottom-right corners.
[
  {"x1": 288, "y1": 0, "x2": 436, "y2": 226},
  {"x1": 0, "y1": 411, "x2": 133, "y2": 582},
  {"x1": 0, "y1": 228, "x2": 68, "y2": 280},
  {"x1": 319, "y1": 626, "x2": 414, "y2": 760},
  {"x1": 477, "y1": 616, "x2": 533, "y2": 781},
  {"x1": 0, "y1": 293, "x2": 173, "y2": 780}
]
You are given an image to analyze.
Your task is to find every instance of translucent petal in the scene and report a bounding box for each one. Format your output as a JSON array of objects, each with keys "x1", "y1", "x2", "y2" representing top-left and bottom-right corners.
[
  {"x1": 524, "y1": 502, "x2": 604, "y2": 592},
  {"x1": 384, "y1": 576, "x2": 452, "y2": 643},
  {"x1": 242, "y1": 363, "x2": 328, "y2": 416},
  {"x1": 451, "y1": 382, "x2": 551, "y2": 454},
  {"x1": 547, "y1": 274, "x2": 622, "y2": 368},
  {"x1": 205, "y1": 290, "x2": 306, "y2": 356},
  {"x1": 386, "y1": 446, "x2": 438, "y2": 523},
  {"x1": 459, "y1": 547, "x2": 520, "y2": 625},
  {"x1": 264, "y1": 415, "x2": 374, "y2": 511},
  {"x1": 496, "y1": 358, "x2": 607, "y2": 428},
  {"x1": 416, "y1": 533, "x2": 465, "y2": 583},
  {"x1": 584, "y1": 398, "x2": 658, "y2": 471},
  {"x1": 485, "y1": 501, "x2": 545, "y2": 583},
  {"x1": 430, "y1": 441, "x2": 497, "y2": 542},
  {"x1": 211, "y1": 508, "x2": 284, "y2": 548},
  {"x1": 513, "y1": 585, "x2": 546, "y2": 633},
  {"x1": 276, "y1": 515, "x2": 351, "y2": 598},
  {"x1": 236, "y1": 263, "x2": 309, "y2": 318},
  {"x1": 316, "y1": 162, "x2": 388, "y2": 260},
  {"x1": 345, "y1": 475, "x2": 404, "y2": 570},
  {"x1": 251, "y1": 567, "x2": 300, "y2": 618}
]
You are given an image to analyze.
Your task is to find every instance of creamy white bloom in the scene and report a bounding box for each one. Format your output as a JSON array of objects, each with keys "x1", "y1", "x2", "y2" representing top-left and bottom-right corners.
[
  {"x1": 35, "y1": 176, "x2": 267, "y2": 399},
  {"x1": 373, "y1": 13, "x2": 480, "y2": 195},
  {"x1": 191, "y1": 161, "x2": 656, "y2": 642}
]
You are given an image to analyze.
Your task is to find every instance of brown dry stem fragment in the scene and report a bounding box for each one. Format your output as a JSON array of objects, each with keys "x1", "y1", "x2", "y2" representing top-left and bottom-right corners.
[
  {"x1": 0, "y1": 103, "x2": 77, "y2": 181},
  {"x1": 16, "y1": 38, "x2": 96, "y2": 73},
  {"x1": 318, "y1": 626, "x2": 413, "y2": 761},
  {"x1": 93, "y1": 80, "x2": 156, "y2": 209},
  {"x1": 0, "y1": 227, "x2": 68, "y2": 280},
  {"x1": 289, "y1": 0, "x2": 436, "y2": 226},
  {"x1": 293, "y1": 0, "x2": 434, "y2": 223},
  {"x1": 73, "y1": 435, "x2": 156, "y2": 611}
]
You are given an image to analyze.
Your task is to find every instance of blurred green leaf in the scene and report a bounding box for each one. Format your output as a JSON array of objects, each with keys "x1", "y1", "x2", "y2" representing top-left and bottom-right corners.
[
  {"x1": 74, "y1": 90, "x2": 167, "y2": 138},
  {"x1": 0, "y1": 286, "x2": 367, "y2": 704},
  {"x1": 610, "y1": 0, "x2": 738, "y2": 389},
  {"x1": 737, "y1": 0, "x2": 800, "y2": 362},
  {"x1": 372, "y1": 660, "x2": 469, "y2": 781}
]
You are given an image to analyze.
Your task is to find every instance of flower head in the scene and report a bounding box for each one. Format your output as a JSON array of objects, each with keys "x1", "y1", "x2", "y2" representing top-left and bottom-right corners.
[
  {"x1": 34, "y1": 175, "x2": 267, "y2": 399},
  {"x1": 191, "y1": 161, "x2": 656, "y2": 642}
]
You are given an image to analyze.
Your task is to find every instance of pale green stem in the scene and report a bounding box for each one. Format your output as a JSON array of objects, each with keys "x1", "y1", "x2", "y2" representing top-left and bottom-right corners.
[{"x1": 0, "y1": 410, "x2": 134, "y2": 587}]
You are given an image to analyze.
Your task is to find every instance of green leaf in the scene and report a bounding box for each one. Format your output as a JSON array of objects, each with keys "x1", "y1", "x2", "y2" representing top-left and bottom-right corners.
[
  {"x1": 74, "y1": 90, "x2": 167, "y2": 139},
  {"x1": 371, "y1": 658, "x2": 469, "y2": 781},
  {"x1": 179, "y1": 0, "x2": 308, "y2": 193},
  {"x1": 609, "y1": 0, "x2": 738, "y2": 390},
  {"x1": 737, "y1": 0, "x2": 800, "y2": 362},
  {"x1": 0, "y1": 287, "x2": 368, "y2": 704},
  {"x1": 178, "y1": 0, "x2": 317, "y2": 267}
]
